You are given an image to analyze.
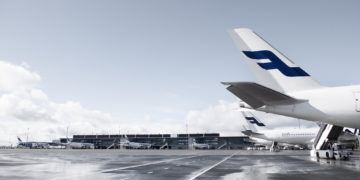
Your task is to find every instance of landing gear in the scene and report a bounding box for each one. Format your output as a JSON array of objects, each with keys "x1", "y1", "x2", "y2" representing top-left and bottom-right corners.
[{"x1": 270, "y1": 141, "x2": 280, "y2": 152}]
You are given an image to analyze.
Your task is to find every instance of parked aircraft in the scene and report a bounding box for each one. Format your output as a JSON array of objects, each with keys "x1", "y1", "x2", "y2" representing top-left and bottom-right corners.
[
  {"x1": 246, "y1": 136, "x2": 272, "y2": 146},
  {"x1": 241, "y1": 111, "x2": 317, "y2": 147},
  {"x1": 192, "y1": 139, "x2": 210, "y2": 149},
  {"x1": 17, "y1": 137, "x2": 50, "y2": 149},
  {"x1": 223, "y1": 28, "x2": 360, "y2": 129},
  {"x1": 121, "y1": 135, "x2": 152, "y2": 149},
  {"x1": 242, "y1": 111, "x2": 357, "y2": 148},
  {"x1": 63, "y1": 138, "x2": 94, "y2": 149}
]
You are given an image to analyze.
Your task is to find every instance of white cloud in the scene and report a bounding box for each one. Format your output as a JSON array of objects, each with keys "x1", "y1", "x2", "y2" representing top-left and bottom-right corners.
[
  {"x1": 185, "y1": 100, "x2": 318, "y2": 136},
  {"x1": 0, "y1": 61, "x2": 122, "y2": 145},
  {"x1": 185, "y1": 100, "x2": 246, "y2": 136},
  {"x1": 0, "y1": 61, "x2": 41, "y2": 92},
  {"x1": 0, "y1": 61, "x2": 188, "y2": 145},
  {"x1": 30, "y1": 89, "x2": 48, "y2": 101},
  {"x1": 0, "y1": 61, "x2": 318, "y2": 146}
]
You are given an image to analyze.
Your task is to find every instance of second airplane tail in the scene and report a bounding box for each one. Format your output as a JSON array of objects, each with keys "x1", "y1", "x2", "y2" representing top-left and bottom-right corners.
[
  {"x1": 229, "y1": 28, "x2": 323, "y2": 93},
  {"x1": 241, "y1": 111, "x2": 267, "y2": 132}
]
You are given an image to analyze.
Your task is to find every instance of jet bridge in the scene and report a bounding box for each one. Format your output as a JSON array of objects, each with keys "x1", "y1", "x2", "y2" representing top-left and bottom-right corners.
[{"x1": 311, "y1": 124, "x2": 349, "y2": 160}]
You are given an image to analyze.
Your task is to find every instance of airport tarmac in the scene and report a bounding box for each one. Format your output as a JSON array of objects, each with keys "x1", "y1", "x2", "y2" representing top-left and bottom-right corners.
[{"x1": 1, "y1": 149, "x2": 360, "y2": 180}]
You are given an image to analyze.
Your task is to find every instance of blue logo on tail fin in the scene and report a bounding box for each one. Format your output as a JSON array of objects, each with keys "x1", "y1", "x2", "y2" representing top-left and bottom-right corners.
[
  {"x1": 242, "y1": 50, "x2": 309, "y2": 77},
  {"x1": 245, "y1": 117, "x2": 265, "y2": 127}
]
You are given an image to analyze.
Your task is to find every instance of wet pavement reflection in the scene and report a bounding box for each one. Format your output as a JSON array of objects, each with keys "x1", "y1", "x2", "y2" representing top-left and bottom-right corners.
[{"x1": 0, "y1": 149, "x2": 360, "y2": 179}]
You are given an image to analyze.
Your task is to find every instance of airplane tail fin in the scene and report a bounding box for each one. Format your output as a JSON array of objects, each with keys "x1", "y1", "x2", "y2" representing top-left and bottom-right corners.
[
  {"x1": 17, "y1": 136, "x2": 22, "y2": 142},
  {"x1": 241, "y1": 111, "x2": 267, "y2": 132},
  {"x1": 122, "y1": 135, "x2": 130, "y2": 143},
  {"x1": 113, "y1": 138, "x2": 120, "y2": 145},
  {"x1": 229, "y1": 28, "x2": 323, "y2": 93}
]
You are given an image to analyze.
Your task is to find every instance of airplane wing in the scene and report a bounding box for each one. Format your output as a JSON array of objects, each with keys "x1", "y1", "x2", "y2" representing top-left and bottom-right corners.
[{"x1": 222, "y1": 82, "x2": 307, "y2": 109}]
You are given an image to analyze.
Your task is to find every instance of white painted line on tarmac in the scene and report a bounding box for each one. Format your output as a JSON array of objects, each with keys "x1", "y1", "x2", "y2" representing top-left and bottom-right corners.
[
  {"x1": 52, "y1": 155, "x2": 197, "y2": 180},
  {"x1": 51, "y1": 156, "x2": 198, "y2": 180},
  {"x1": 188, "y1": 151, "x2": 239, "y2": 180},
  {"x1": 101, "y1": 155, "x2": 197, "y2": 173}
]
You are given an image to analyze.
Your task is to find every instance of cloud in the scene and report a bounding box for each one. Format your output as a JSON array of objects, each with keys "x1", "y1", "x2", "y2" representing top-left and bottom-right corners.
[
  {"x1": 185, "y1": 100, "x2": 318, "y2": 136},
  {"x1": 0, "y1": 61, "x2": 41, "y2": 92},
  {"x1": 0, "y1": 61, "x2": 318, "y2": 146},
  {"x1": 0, "y1": 61, "x2": 188, "y2": 145},
  {"x1": 185, "y1": 100, "x2": 245, "y2": 136},
  {"x1": 0, "y1": 61, "x2": 120, "y2": 145},
  {"x1": 0, "y1": 90, "x2": 53, "y2": 122}
]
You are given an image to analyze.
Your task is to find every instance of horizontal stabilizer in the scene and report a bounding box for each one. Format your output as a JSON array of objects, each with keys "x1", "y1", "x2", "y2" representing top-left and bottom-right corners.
[
  {"x1": 222, "y1": 82, "x2": 307, "y2": 109},
  {"x1": 242, "y1": 130, "x2": 263, "y2": 136}
]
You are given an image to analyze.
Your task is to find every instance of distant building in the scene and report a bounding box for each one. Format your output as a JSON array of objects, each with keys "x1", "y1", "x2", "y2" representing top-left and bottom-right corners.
[{"x1": 70, "y1": 133, "x2": 252, "y2": 149}]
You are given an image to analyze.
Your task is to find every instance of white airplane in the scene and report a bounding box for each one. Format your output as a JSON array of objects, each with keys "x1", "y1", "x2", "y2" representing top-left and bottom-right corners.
[
  {"x1": 121, "y1": 135, "x2": 152, "y2": 149},
  {"x1": 17, "y1": 137, "x2": 50, "y2": 149},
  {"x1": 63, "y1": 139, "x2": 94, "y2": 149},
  {"x1": 223, "y1": 28, "x2": 360, "y2": 129},
  {"x1": 192, "y1": 139, "x2": 210, "y2": 149},
  {"x1": 241, "y1": 111, "x2": 317, "y2": 147},
  {"x1": 246, "y1": 136, "x2": 273, "y2": 147}
]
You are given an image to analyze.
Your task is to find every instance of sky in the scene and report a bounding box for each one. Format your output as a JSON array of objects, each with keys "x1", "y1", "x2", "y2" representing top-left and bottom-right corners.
[{"x1": 0, "y1": 0, "x2": 360, "y2": 145}]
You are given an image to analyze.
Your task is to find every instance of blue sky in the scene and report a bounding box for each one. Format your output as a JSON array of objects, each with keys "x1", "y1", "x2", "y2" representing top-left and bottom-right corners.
[{"x1": 0, "y1": 0, "x2": 359, "y2": 144}]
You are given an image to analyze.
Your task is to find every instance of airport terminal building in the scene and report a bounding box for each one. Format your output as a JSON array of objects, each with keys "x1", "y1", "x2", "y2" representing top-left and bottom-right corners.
[{"x1": 67, "y1": 133, "x2": 252, "y2": 149}]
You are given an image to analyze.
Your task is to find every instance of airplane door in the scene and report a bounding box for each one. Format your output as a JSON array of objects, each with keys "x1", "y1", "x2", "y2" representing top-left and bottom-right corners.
[{"x1": 354, "y1": 92, "x2": 360, "y2": 112}]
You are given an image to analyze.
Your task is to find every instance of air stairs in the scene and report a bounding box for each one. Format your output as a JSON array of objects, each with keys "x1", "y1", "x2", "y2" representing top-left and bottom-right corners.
[
  {"x1": 160, "y1": 143, "x2": 168, "y2": 149},
  {"x1": 106, "y1": 144, "x2": 115, "y2": 149},
  {"x1": 311, "y1": 123, "x2": 349, "y2": 160},
  {"x1": 217, "y1": 143, "x2": 227, "y2": 150},
  {"x1": 270, "y1": 141, "x2": 279, "y2": 152},
  {"x1": 107, "y1": 138, "x2": 120, "y2": 149}
]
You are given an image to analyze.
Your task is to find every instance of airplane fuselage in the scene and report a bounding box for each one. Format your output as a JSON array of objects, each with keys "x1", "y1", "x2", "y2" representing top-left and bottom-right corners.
[
  {"x1": 124, "y1": 142, "x2": 151, "y2": 149},
  {"x1": 250, "y1": 129, "x2": 317, "y2": 145},
  {"x1": 67, "y1": 142, "x2": 94, "y2": 149},
  {"x1": 193, "y1": 143, "x2": 210, "y2": 149},
  {"x1": 254, "y1": 85, "x2": 360, "y2": 129}
]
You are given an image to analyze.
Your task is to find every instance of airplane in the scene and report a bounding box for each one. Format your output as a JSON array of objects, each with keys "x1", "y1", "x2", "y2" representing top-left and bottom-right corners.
[
  {"x1": 245, "y1": 136, "x2": 304, "y2": 150},
  {"x1": 47, "y1": 142, "x2": 66, "y2": 149},
  {"x1": 17, "y1": 137, "x2": 50, "y2": 149},
  {"x1": 241, "y1": 111, "x2": 317, "y2": 148},
  {"x1": 241, "y1": 111, "x2": 357, "y2": 150},
  {"x1": 222, "y1": 28, "x2": 360, "y2": 129},
  {"x1": 63, "y1": 138, "x2": 94, "y2": 149},
  {"x1": 121, "y1": 135, "x2": 152, "y2": 149},
  {"x1": 192, "y1": 139, "x2": 210, "y2": 149},
  {"x1": 245, "y1": 136, "x2": 272, "y2": 146}
]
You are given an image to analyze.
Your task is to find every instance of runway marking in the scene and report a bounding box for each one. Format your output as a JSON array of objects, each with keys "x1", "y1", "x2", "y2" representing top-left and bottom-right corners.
[
  {"x1": 52, "y1": 155, "x2": 197, "y2": 180},
  {"x1": 101, "y1": 155, "x2": 197, "y2": 173},
  {"x1": 188, "y1": 151, "x2": 239, "y2": 180}
]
